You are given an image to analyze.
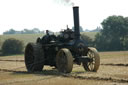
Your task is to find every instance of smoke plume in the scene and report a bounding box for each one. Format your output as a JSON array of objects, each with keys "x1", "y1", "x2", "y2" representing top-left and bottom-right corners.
[
  {"x1": 54, "y1": 0, "x2": 75, "y2": 6},
  {"x1": 63, "y1": 0, "x2": 74, "y2": 6}
]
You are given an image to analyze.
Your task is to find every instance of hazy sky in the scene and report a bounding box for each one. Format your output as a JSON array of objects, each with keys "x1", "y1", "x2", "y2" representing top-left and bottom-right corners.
[{"x1": 0, "y1": 0, "x2": 128, "y2": 34}]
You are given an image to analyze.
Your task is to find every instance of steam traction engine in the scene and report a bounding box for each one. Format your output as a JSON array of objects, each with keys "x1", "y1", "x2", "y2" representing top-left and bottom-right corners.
[{"x1": 24, "y1": 6, "x2": 100, "y2": 73}]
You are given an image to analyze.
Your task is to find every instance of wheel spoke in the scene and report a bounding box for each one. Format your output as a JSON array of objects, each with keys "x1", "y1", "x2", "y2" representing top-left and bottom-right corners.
[{"x1": 90, "y1": 63, "x2": 94, "y2": 70}]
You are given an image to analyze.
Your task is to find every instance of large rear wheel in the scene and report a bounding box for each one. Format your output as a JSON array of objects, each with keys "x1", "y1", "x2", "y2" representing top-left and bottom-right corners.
[
  {"x1": 83, "y1": 47, "x2": 100, "y2": 72},
  {"x1": 24, "y1": 43, "x2": 44, "y2": 72},
  {"x1": 56, "y1": 48, "x2": 73, "y2": 73}
]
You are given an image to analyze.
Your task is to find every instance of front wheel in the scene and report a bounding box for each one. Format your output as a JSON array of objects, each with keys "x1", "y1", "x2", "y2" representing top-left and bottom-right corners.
[
  {"x1": 56, "y1": 48, "x2": 73, "y2": 73},
  {"x1": 83, "y1": 47, "x2": 100, "y2": 72}
]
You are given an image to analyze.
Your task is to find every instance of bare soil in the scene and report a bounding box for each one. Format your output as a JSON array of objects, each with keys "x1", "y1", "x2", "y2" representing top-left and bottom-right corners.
[{"x1": 0, "y1": 51, "x2": 128, "y2": 85}]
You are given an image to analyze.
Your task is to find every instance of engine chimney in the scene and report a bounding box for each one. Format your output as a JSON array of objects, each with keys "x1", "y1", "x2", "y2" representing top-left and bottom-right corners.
[{"x1": 73, "y1": 6, "x2": 80, "y2": 40}]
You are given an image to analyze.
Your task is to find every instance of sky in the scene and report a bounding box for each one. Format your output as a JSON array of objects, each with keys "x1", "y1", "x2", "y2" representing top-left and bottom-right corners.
[{"x1": 0, "y1": 0, "x2": 128, "y2": 34}]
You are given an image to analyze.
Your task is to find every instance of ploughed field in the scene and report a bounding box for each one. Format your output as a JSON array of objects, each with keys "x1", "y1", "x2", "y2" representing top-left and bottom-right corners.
[{"x1": 0, "y1": 51, "x2": 128, "y2": 85}]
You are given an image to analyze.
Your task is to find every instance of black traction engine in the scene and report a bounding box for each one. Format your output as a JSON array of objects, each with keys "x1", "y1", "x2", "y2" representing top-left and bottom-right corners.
[{"x1": 24, "y1": 6, "x2": 100, "y2": 73}]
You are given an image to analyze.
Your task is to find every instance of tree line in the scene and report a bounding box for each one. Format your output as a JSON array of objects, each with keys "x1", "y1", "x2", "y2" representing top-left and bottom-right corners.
[
  {"x1": 3, "y1": 28, "x2": 45, "y2": 34},
  {"x1": 94, "y1": 15, "x2": 128, "y2": 51},
  {"x1": 3, "y1": 26, "x2": 101, "y2": 35}
]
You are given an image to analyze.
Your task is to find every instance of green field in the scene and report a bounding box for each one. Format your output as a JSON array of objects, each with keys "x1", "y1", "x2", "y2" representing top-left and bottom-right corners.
[
  {"x1": 0, "y1": 32, "x2": 98, "y2": 49},
  {"x1": 81, "y1": 32, "x2": 98, "y2": 40}
]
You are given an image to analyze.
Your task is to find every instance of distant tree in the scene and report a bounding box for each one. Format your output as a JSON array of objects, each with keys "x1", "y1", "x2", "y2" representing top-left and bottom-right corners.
[
  {"x1": 22, "y1": 29, "x2": 33, "y2": 34},
  {"x1": 95, "y1": 15, "x2": 128, "y2": 51},
  {"x1": 3, "y1": 29, "x2": 16, "y2": 34},
  {"x1": 32, "y1": 28, "x2": 40, "y2": 33},
  {"x1": 2, "y1": 38, "x2": 24, "y2": 55},
  {"x1": 91, "y1": 26, "x2": 102, "y2": 32},
  {"x1": 22, "y1": 28, "x2": 41, "y2": 34},
  {"x1": 3, "y1": 28, "x2": 42, "y2": 34}
]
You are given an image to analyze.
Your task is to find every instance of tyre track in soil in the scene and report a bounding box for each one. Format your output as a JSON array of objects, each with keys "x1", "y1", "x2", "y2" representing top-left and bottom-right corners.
[
  {"x1": 1, "y1": 59, "x2": 128, "y2": 70},
  {"x1": 101, "y1": 63, "x2": 128, "y2": 67},
  {"x1": 0, "y1": 59, "x2": 24, "y2": 62},
  {"x1": 1, "y1": 59, "x2": 128, "y2": 67},
  {"x1": 0, "y1": 68, "x2": 128, "y2": 84}
]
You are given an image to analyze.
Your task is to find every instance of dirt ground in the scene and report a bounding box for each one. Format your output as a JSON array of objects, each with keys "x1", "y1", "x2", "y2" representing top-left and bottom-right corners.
[{"x1": 0, "y1": 51, "x2": 128, "y2": 85}]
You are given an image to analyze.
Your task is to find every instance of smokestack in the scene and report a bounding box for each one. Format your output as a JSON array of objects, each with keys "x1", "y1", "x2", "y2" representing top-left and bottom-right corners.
[{"x1": 73, "y1": 6, "x2": 80, "y2": 40}]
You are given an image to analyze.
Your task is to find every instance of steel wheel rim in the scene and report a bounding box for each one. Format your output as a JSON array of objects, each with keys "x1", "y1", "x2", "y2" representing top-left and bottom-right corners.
[{"x1": 25, "y1": 44, "x2": 35, "y2": 70}]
